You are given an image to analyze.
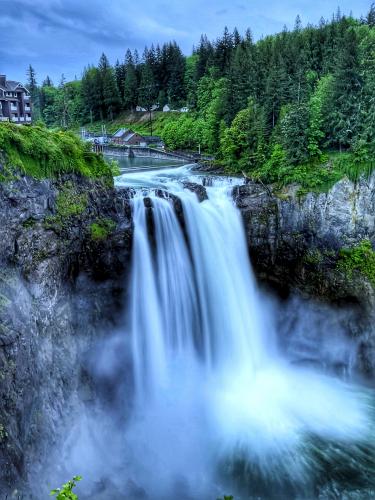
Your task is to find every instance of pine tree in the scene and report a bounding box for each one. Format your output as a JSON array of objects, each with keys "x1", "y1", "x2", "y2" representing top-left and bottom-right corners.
[
  {"x1": 115, "y1": 59, "x2": 126, "y2": 102},
  {"x1": 329, "y1": 28, "x2": 362, "y2": 149},
  {"x1": 26, "y1": 64, "x2": 40, "y2": 119},
  {"x1": 226, "y1": 41, "x2": 256, "y2": 123},
  {"x1": 98, "y1": 53, "x2": 121, "y2": 120},
  {"x1": 123, "y1": 50, "x2": 138, "y2": 110},
  {"x1": 138, "y1": 64, "x2": 157, "y2": 110},
  {"x1": 367, "y1": 3, "x2": 375, "y2": 27},
  {"x1": 214, "y1": 27, "x2": 234, "y2": 74},
  {"x1": 42, "y1": 76, "x2": 53, "y2": 87},
  {"x1": 281, "y1": 103, "x2": 310, "y2": 164},
  {"x1": 167, "y1": 43, "x2": 186, "y2": 107}
]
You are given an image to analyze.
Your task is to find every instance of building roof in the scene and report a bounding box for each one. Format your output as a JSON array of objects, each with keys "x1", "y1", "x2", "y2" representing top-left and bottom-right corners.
[
  {"x1": 113, "y1": 128, "x2": 129, "y2": 138},
  {"x1": 123, "y1": 132, "x2": 137, "y2": 142},
  {"x1": 0, "y1": 79, "x2": 29, "y2": 93}
]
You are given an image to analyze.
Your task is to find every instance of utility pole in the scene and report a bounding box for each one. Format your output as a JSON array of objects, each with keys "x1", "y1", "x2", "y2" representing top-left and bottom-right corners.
[{"x1": 139, "y1": 82, "x2": 159, "y2": 137}]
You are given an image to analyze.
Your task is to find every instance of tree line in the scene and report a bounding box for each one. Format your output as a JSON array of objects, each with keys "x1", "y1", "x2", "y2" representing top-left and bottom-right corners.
[{"x1": 26, "y1": 4, "x2": 375, "y2": 174}]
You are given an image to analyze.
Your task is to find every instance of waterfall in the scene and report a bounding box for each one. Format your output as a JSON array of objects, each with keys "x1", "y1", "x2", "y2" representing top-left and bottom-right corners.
[
  {"x1": 130, "y1": 190, "x2": 268, "y2": 400},
  {"x1": 120, "y1": 166, "x2": 374, "y2": 499}
]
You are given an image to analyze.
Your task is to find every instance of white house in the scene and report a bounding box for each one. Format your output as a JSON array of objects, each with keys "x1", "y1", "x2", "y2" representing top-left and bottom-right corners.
[{"x1": 163, "y1": 104, "x2": 171, "y2": 112}]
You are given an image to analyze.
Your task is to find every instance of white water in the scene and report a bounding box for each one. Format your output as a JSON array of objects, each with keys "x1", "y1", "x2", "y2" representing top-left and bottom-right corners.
[{"x1": 118, "y1": 166, "x2": 374, "y2": 499}]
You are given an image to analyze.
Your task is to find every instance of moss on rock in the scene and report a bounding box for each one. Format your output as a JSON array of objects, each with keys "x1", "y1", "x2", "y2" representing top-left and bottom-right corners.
[
  {"x1": 0, "y1": 122, "x2": 112, "y2": 182},
  {"x1": 337, "y1": 240, "x2": 375, "y2": 287},
  {"x1": 89, "y1": 218, "x2": 116, "y2": 241}
]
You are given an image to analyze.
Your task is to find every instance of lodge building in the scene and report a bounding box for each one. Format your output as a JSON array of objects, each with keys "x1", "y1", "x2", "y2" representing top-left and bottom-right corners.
[{"x1": 0, "y1": 75, "x2": 32, "y2": 124}]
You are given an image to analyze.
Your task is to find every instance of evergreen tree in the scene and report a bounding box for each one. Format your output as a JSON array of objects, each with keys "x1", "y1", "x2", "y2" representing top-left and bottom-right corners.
[
  {"x1": 366, "y1": 3, "x2": 375, "y2": 27},
  {"x1": 98, "y1": 53, "x2": 121, "y2": 120},
  {"x1": 42, "y1": 76, "x2": 53, "y2": 87},
  {"x1": 26, "y1": 64, "x2": 40, "y2": 119},
  {"x1": 123, "y1": 50, "x2": 138, "y2": 110},
  {"x1": 280, "y1": 103, "x2": 310, "y2": 164},
  {"x1": 115, "y1": 59, "x2": 126, "y2": 102},
  {"x1": 214, "y1": 27, "x2": 234, "y2": 74},
  {"x1": 329, "y1": 28, "x2": 362, "y2": 149},
  {"x1": 138, "y1": 64, "x2": 157, "y2": 110}
]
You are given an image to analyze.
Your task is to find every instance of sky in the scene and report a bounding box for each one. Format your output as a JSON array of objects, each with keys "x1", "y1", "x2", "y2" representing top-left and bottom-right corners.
[{"x1": 0, "y1": 0, "x2": 372, "y2": 84}]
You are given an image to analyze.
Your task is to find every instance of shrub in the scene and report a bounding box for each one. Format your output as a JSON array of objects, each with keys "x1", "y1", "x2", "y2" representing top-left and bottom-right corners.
[
  {"x1": 338, "y1": 239, "x2": 375, "y2": 286},
  {"x1": 50, "y1": 476, "x2": 82, "y2": 500}
]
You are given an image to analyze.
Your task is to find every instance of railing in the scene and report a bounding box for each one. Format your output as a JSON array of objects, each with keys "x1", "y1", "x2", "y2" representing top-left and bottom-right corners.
[{"x1": 0, "y1": 117, "x2": 9, "y2": 122}]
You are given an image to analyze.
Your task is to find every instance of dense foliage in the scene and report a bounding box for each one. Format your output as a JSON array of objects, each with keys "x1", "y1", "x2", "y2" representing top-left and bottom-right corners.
[
  {"x1": 26, "y1": 5, "x2": 375, "y2": 187},
  {"x1": 0, "y1": 123, "x2": 112, "y2": 180},
  {"x1": 50, "y1": 476, "x2": 82, "y2": 500}
]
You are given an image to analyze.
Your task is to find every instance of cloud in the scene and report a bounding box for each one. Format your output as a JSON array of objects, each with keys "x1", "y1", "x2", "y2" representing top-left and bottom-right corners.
[{"x1": 0, "y1": 0, "x2": 371, "y2": 83}]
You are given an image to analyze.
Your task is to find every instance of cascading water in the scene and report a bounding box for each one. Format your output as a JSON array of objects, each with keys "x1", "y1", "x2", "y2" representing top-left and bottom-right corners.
[{"x1": 117, "y1": 165, "x2": 375, "y2": 499}]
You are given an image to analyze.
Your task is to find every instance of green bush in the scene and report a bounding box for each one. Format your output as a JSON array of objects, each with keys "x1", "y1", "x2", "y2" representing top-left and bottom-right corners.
[
  {"x1": 0, "y1": 122, "x2": 112, "y2": 181},
  {"x1": 338, "y1": 239, "x2": 375, "y2": 286},
  {"x1": 249, "y1": 151, "x2": 375, "y2": 195},
  {"x1": 50, "y1": 476, "x2": 82, "y2": 500}
]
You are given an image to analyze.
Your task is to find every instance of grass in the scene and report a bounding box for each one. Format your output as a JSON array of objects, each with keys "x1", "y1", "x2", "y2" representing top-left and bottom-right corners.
[
  {"x1": 78, "y1": 111, "x2": 181, "y2": 137},
  {"x1": 0, "y1": 122, "x2": 112, "y2": 181}
]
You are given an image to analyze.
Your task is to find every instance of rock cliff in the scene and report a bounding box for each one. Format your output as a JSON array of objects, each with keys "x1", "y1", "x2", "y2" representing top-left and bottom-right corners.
[
  {"x1": 234, "y1": 174, "x2": 375, "y2": 374},
  {"x1": 0, "y1": 174, "x2": 133, "y2": 495}
]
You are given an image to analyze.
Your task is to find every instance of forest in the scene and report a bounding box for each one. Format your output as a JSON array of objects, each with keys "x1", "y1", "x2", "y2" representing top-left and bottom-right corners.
[{"x1": 26, "y1": 5, "x2": 375, "y2": 186}]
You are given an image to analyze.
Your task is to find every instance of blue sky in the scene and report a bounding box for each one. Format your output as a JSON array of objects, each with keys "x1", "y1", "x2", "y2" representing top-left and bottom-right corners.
[{"x1": 0, "y1": 0, "x2": 372, "y2": 84}]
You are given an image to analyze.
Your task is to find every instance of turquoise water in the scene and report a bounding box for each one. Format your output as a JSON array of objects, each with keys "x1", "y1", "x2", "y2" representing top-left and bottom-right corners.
[{"x1": 106, "y1": 155, "x2": 184, "y2": 172}]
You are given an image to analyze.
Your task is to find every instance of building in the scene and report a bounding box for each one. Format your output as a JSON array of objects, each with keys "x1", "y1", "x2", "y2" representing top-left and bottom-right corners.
[
  {"x1": 111, "y1": 129, "x2": 146, "y2": 146},
  {"x1": 0, "y1": 75, "x2": 32, "y2": 124},
  {"x1": 163, "y1": 104, "x2": 171, "y2": 112},
  {"x1": 112, "y1": 128, "x2": 130, "y2": 144}
]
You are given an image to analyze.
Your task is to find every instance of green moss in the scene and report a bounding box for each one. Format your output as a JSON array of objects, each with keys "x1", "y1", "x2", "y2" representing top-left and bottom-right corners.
[
  {"x1": 89, "y1": 218, "x2": 116, "y2": 241},
  {"x1": 56, "y1": 181, "x2": 88, "y2": 218},
  {"x1": 0, "y1": 122, "x2": 113, "y2": 182},
  {"x1": 337, "y1": 239, "x2": 375, "y2": 287},
  {"x1": 304, "y1": 249, "x2": 324, "y2": 266},
  {"x1": 22, "y1": 218, "x2": 37, "y2": 228},
  {"x1": 44, "y1": 181, "x2": 88, "y2": 229}
]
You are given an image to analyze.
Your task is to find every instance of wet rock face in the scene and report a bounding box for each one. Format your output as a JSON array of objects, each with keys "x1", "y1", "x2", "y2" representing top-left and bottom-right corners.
[
  {"x1": 0, "y1": 175, "x2": 133, "y2": 494},
  {"x1": 233, "y1": 176, "x2": 375, "y2": 299},
  {"x1": 234, "y1": 176, "x2": 375, "y2": 375},
  {"x1": 182, "y1": 181, "x2": 208, "y2": 202}
]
